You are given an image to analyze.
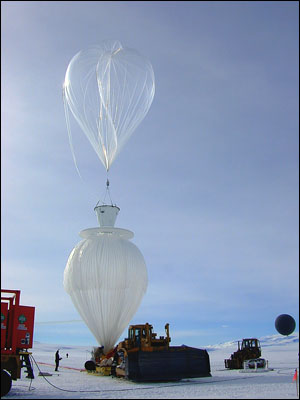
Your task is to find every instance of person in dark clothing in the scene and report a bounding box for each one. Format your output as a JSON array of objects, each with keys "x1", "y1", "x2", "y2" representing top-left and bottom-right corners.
[{"x1": 55, "y1": 350, "x2": 62, "y2": 371}]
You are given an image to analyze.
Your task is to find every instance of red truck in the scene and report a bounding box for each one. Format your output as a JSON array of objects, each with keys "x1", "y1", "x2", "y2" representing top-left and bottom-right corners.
[{"x1": 1, "y1": 289, "x2": 35, "y2": 396}]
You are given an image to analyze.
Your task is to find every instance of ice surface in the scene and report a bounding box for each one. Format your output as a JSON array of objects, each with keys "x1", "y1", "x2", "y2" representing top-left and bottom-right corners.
[{"x1": 4, "y1": 333, "x2": 299, "y2": 399}]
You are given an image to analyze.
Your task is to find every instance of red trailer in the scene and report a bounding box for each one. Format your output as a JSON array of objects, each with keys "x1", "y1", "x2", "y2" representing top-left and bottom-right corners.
[{"x1": 1, "y1": 289, "x2": 35, "y2": 396}]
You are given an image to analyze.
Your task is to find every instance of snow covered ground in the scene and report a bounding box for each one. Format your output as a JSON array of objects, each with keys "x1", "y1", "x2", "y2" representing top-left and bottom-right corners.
[{"x1": 3, "y1": 333, "x2": 299, "y2": 399}]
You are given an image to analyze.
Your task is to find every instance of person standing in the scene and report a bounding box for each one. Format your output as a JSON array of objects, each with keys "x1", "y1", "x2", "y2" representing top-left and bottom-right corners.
[{"x1": 55, "y1": 350, "x2": 62, "y2": 371}]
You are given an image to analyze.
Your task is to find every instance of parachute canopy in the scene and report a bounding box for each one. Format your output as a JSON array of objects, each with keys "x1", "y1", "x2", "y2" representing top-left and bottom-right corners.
[{"x1": 63, "y1": 40, "x2": 155, "y2": 172}]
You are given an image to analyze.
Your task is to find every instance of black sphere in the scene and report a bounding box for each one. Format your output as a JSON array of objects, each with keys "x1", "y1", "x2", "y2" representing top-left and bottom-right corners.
[
  {"x1": 275, "y1": 314, "x2": 296, "y2": 336},
  {"x1": 84, "y1": 360, "x2": 96, "y2": 371}
]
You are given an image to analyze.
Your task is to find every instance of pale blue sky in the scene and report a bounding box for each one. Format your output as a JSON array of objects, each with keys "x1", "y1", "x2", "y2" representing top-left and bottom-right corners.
[{"x1": 2, "y1": 1, "x2": 299, "y2": 347}]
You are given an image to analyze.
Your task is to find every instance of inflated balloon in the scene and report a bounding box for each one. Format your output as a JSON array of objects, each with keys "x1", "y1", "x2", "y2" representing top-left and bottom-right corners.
[
  {"x1": 275, "y1": 314, "x2": 296, "y2": 336},
  {"x1": 64, "y1": 206, "x2": 148, "y2": 353},
  {"x1": 63, "y1": 40, "x2": 152, "y2": 352},
  {"x1": 63, "y1": 40, "x2": 155, "y2": 172}
]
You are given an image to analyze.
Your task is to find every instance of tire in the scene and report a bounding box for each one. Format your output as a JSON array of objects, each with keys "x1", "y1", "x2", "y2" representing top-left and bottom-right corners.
[
  {"x1": 1, "y1": 369, "x2": 12, "y2": 397},
  {"x1": 85, "y1": 360, "x2": 96, "y2": 371}
]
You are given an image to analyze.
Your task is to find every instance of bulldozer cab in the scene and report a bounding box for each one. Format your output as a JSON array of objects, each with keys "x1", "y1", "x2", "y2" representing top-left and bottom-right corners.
[
  {"x1": 241, "y1": 338, "x2": 261, "y2": 351},
  {"x1": 128, "y1": 325, "x2": 148, "y2": 346},
  {"x1": 122, "y1": 323, "x2": 170, "y2": 351}
]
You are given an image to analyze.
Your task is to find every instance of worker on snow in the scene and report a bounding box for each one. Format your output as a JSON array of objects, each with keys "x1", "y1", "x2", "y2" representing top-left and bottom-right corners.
[{"x1": 55, "y1": 350, "x2": 62, "y2": 371}]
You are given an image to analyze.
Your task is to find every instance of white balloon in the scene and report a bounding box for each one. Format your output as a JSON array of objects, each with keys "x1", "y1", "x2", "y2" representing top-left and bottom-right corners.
[
  {"x1": 63, "y1": 40, "x2": 155, "y2": 172},
  {"x1": 63, "y1": 224, "x2": 148, "y2": 353}
]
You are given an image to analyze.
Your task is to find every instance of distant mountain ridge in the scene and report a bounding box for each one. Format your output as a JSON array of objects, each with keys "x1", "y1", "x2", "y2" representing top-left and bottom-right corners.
[
  {"x1": 33, "y1": 332, "x2": 299, "y2": 352},
  {"x1": 206, "y1": 332, "x2": 299, "y2": 351}
]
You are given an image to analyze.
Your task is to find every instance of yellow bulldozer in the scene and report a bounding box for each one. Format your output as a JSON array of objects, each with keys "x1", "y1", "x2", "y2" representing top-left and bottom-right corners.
[
  {"x1": 224, "y1": 338, "x2": 266, "y2": 369},
  {"x1": 85, "y1": 322, "x2": 211, "y2": 381}
]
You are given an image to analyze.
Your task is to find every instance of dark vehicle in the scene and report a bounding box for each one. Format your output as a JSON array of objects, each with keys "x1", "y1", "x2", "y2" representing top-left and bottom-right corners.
[{"x1": 224, "y1": 338, "x2": 266, "y2": 369}]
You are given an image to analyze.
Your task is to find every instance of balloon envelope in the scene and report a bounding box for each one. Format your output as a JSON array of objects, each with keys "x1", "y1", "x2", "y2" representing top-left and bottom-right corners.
[
  {"x1": 275, "y1": 314, "x2": 296, "y2": 336},
  {"x1": 64, "y1": 227, "x2": 148, "y2": 353},
  {"x1": 63, "y1": 40, "x2": 155, "y2": 171}
]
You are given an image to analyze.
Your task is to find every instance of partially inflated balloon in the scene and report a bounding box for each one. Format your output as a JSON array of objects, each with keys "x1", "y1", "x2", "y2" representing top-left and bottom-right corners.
[
  {"x1": 63, "y1": 206, "x2": 148, "y2": 353},
  {"x1": 63, "y1": 40, "x2": 155, "y2": 172},
  {"x1": 275, "y1": 314, "x2": 296, "y2": 336}
]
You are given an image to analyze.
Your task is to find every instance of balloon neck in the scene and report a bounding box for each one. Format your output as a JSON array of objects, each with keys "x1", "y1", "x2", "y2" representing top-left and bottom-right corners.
[{"x1": 94, "y1": 205, "x2": 120, "y2": 227}]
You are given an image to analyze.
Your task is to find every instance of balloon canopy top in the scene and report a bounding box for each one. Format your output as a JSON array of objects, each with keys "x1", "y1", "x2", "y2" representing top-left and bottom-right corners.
[
  {"x1": 94, "y1": 204, "x2": 120, "y2": 227},
  {"x1": 88, "y1": 204, "x2": 134, "y2": 239}
]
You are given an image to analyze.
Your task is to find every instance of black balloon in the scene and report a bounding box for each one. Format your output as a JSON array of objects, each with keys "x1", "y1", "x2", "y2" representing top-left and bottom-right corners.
[{"x1": 275, "y1": 314, "x2": 296, "y2": 336}]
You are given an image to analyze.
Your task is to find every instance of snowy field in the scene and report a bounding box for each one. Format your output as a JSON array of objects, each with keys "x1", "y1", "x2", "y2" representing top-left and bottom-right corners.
[{"x1": 3, "y1": 333, "x2": 299, "y2": 399}]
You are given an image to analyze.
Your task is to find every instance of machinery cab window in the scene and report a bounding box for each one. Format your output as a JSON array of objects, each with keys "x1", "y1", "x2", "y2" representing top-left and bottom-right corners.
[
  {"x1": 128, "y1": 327, "x2": 144, "y2": 345},
  {"x1": 135, "y1": 328, "x2": 141, "y2": 339},
  {"x1": 134, "y1": 328, "x2": 143, "y2": 346},
  {"x1": 241, "y1": 339, "x2": 260, "y2": 350},
  {"x1": 128, "y1": 328, "x2": 134, "y2": 340}
]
